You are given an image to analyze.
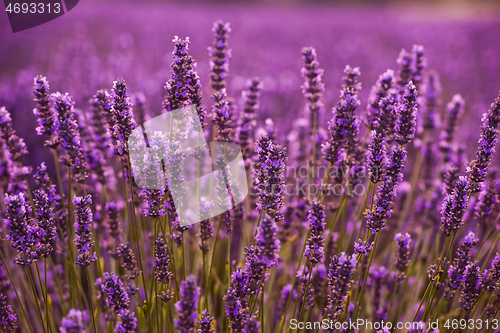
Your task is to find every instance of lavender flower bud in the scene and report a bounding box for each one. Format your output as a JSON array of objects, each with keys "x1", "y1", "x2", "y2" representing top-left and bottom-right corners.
[
  {"x1": 253, "y1": 135, "x2": 287, "y2": 219},
  {"x1": 117, "y1": 242, "x2": 140, "y2": 279},
  {"x1": 237, "y1": 77, "x2": 261, "y2": 168},
  {"x1": 445, "y1": 232, "x2": 477, "y2": 299},
  {"x1": 0, "y1": 293, "x2": 17, "y2": 332},
  {"x1": 198, "y1": 309, "x2": 214, "y2": 333},
  {"x1": 301, "y1": 47, "x2": 325, "y2": 118},
  {"x1": 175, "y1": 275, "x2": 200, "y2": 333},
  {"x1": 411, "y1": 45, "x2": 426, "y2": 91},
  {"x1": 224, "y1": 287, "x2": 245, "y2": 332},
  {"x1": 354, "y1": 239, "x2": 373, "y2": 254},
  {"x1": 73, "y1": 195, "x2": 97, "y2": 267},
  {"x1": 242, "y1": 246, "x2": 267, "y2": 295},
  {"x1": 459, "y1": 262, "x2": 482, "y2": 310},
  {"x1": 34, "y1": 188, "x2": 56, "y2": 258},
  {"x1": 484, "y1": 253, "x2": 500, "y2": 293},
  {"x1": 164, "y1": 36, "x2": 194, "y2": 112},
  {"x1": 297, "y1": 267, "x2": 315, "y2": 311},
  {"x1": 52, "y1": 92, "x2": 88, "y2": 183},
  {"x1": 33, "y1": 75, "x2": 59, "y2": 148},
  {"x1": 421, "y1": 70, "x2": 441, "y2": 132},
  {"x1": 395, "y1": 81, "x2": 417, "y2": 145},
  {"x1": 4, "y1": 193, "x2": 39, "y2": 266},
  {"x1": 366, "y1": 69, "x2": 395, "y2": 133},
  {"x1": 90, "y1": 91, "x2": 114, "y2": 155},
  {"x1": 212, "y1": 89, "x2": 233, "y2": 142},
  {"x1": 154, "y1": 237, "x2": 173, "y2": 285},
  {"x1": 396, "y1": 49, "x2": 412, "y2": 99},
  {"x1": 111, "y1": 79, "x2": 136, "y2": 156},
  {"x1": 208, "y1": 21, "x2": 231, "y2": 92},
  {"x1": 440, "y1": 176, "x2": 469, "y2": 236},
  {"x1": 474, "y1": 179, "x2": 499, "y2": 228},
  {"x1": 256, "y1": 214, "x2": 281, "y2": 268},
  {"x1": 367, "y1": 130, "x2": 386, "y2": 183},
  {"x1": 394, "y1": 233, "x2": 411, "y2": 272},
  {"x1": 439, "y1": 94, "x2": 464, "y2": 154},
  {"x1": 115, "y1": 310, "x2": 138, "y2": 333},
  {"x1": 100, "y1": 272, "x2": 130, "y2": 313},
  {"x1": 0, "y1": 107, "x2": 29, "y2": 162},
  {"x1": 304, "y1": 201, "x2": 325, "y2": 264}
]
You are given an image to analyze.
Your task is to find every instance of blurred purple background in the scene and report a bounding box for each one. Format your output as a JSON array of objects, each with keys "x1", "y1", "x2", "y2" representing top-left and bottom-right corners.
[{"x1": 1, "y1": 0, "x2": 500, "y2": 168}]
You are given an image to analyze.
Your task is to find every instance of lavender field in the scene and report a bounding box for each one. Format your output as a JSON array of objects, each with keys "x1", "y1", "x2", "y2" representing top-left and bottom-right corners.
[{"x1": 1, "y1": 1, "x2": 500, "y2": 332}]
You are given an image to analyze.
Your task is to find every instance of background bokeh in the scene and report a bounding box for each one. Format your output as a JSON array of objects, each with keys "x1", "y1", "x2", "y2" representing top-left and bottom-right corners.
[{"x1": 1, "y1": 0, "x2": 500, "y2": 169}]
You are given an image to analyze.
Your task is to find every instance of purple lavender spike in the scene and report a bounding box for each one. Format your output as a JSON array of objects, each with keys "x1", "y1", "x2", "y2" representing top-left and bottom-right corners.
[
  {"x1": 73, "y1": 195, "x2": 97, "y2": 267},
  {"x1": 304, "y1": 201, "x2": 325, "y2": 264},
  {"x1": 115, "y1": 310, "x2": 138, "y2": 333},
  {"x1": 367, "y1": 130, "x2": 386, "y2": 184},
  {"x1": 33, "y1": 75, "x2": 59, "y2": 148},
  {"x1": 459, "y1": 262, "x2": 482, "y2": 310},
  {"x1": 395, "y1": 81, "x2": 417, "y2": 145},
  {"x1": 0, "y1": 107, "x2": 29, "y2": 163},
  {"x1": 208, "y1": 21, "x2": 231, "y2": 92},
  {"x1": 100, "y1": 272, "x2": 130, "y2": 313},
  {"x1": 439, "y1": 94, "x2": 464, "y2": 155},
  {"x1": 440, "y1": 176, "x2": 469, "y2": 236},
  {"x1": 445, "y1": 232, "x2": 476, "y2": 299},
  {"x1": 174, "y1": 275, "x2": 200, "y2": 333},
  {"x1": 325, "y1": 252, "x2": 356, "y2": 324},
  {"x1": 224, "y1": 287, "x2": 245, "y2": 332},
  {"x1": 484, "y1": 253, "x2": 500, "y2": 293},
  {"x1": 154, "y1": 237, "x2": 173, "y2": 285},
  {"x1": 366, "y1": 69, "x2": 395, "y2": 133},
  {"x1": 111, "y1": 78, "x2": 136, "y2": 156},
  {"x1": 198, "y1": 309, "x2": 214, "y2": 333},
  {"x1": 0, "y1": 293, "x2": 17, "y2": 332},
  {"x1": 117, "y1": 242, "x2": 140, "y2": 279}
]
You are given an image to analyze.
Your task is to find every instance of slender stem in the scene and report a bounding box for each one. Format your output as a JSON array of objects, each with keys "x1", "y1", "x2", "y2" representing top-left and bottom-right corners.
[
  {"x1": 297, "y1": 264, "x2": 314, "y2": 331},
  {"x1": 203, "y1": 214, "x2": 223, "y2": 312},
  {"x1": 27, "y1": 266, "x2": 47, "y2": 333},
  {"x1": 86, "y1": 267, "x2": 98, "y2": 333}
]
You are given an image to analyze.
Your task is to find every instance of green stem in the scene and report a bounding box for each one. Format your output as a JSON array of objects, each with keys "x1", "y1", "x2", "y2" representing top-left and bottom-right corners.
[{"x1": 27, "y1": 266, "x2": 47, "y2": 333}]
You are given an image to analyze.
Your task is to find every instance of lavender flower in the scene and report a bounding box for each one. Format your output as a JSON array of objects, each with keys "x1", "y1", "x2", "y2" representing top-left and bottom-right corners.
[
  {"x1": 323, "y1": 66, "x2": 362, "y2": 165},
  {"x1": 33, "y1": 75, "x2": 59, "y2": 148},
  {"x1": 354, "y1": 239, "x2": 373, "y2": 254},
  {"x1": 73, "y1": 195, "x2": 97, "y2": 267},
  {"x1": 4, "y1": 193, "x2": 39, "y2": 266},
  {"x1": 164, "y1": 36, "x2": 193, "y2": 112},
  {"x1": 467, "y1": 92, "x2": 500, "y2": 192},
  {"x1": 395, "y1": 81, "x2": 418, "y2": 145},
  {"x1": 304, "y1": 201, "x2": 325, "y2": 264},
  {"x1": 115, "y1": 310, "x2": 137, "y2": 333},
  {"x1": 51, "y1": 92, "x2": 88, "y2": 183},
  {"x1": 111, "y1": 78, "x2": 137, "y2": 156},
  {"x1": 445, "y1": 232, "x2": 476, "y2": 299},
  {"x1": 212, "y1": 89, "x2": 233, "y2": 142},
  {"x1": 100, "y1": 272, "x2": 130, "y2": 313},
  {"x1": 59, "y1": 309, "x2": 84, "y2": 333},
  {"x1": 297, "y1": 266, "x2": 315, "y2": 311},
  {"x1": 0, "y1": 107, "x2": 29, "y2": 163},
  {"x1": 208, "y1": 21, "x2": 231, "y2": 92},
  {"x1": 198, "y1": 309, "x2": 214, "y2": 333},
  {"x1": 439, "y1": 94, "x2": 464, "y2": 154},
  {"x1": 253, "y1": 135, "x2": 287, "y2": 219},
  {"x1": 301, "y1": 46, "x2": 325, "y2": 126},
  {"x1": 366, "y1": 70, "x2": 395, "y2": 132},
  {"x1": 367, "y1": 130, "x2": 386, "y2": 183},
  {"x1": 421, "y1": 70, "x2": 441, "y2": 132},
  {"x1": 396, "y1": 49, "x2": 412, "y2": 99},
  {"x1": 325, "y1": 253, "x2": 357, "y2": 323},
  {"x1": 117, "y1": 242, "x2": 140, "y2": 279},
  {"x1": 484, "y1": 253, "x2": 500, "y2": 293},
  {"x1": 411, "y1": 44, "x2": 426, "y2": 91},
  {"x1": 474, "y1": 179, "x2": 499, "y2": 229},
  {"x1": 255, "y1": 213, "x2": 281, "y2": 268},
  {"x1": 369, "y1": 266, "x2": 388, "y2": 322},
  {"x1": 33, "y1": 188, "x2": 56, "y2": 258},
  {"x1": 242, "y1": 313, "x2": 260, "y2": 333},
  {"x1": 365, "y1": 147, "x2": 406, "y2": 233},
  {"x1": 0, "y1": 293, "x2": 17, "y2": 332},
  {"x1": 224, "y1": 287, "x2": 245, "y2": 332},
  {"x1": 459, "y1": 263, "x2": 482, "y2": 310},
  {"x1": 197, "y1": 198, "x2": 214, "y2": 253},
  {"x1": 90, "y1": 91, "x2": 113, "y2": 154},
  {"x1": 440, "y1": 176, "x2": 469, "y2": 236},
  {"x1": 237, "y1": 77, "x2": 261, "y2": 168},
  {"x1": 242, "y1": 246, "x2": 267, "y2": 295},
  {"x1": 105, "y1": 201, "x2": 121, "y2": 240},
  {"x1": 394, "y1": 232, "x2": 411, "y2": 273},
  {"x1": 174, "y1": 275, "x2": 200, "y2": 333},
  {"x1": 154, "y1": 237, "x2": 173, "y2": 285}
]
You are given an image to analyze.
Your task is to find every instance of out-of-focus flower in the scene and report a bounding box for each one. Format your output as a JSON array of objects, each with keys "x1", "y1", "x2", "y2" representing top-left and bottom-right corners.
[
  {"x1": 0, "y1": 107, "x2": 29, "y2": 163},
  {"x1": 366, "y1": 69, "x2": 395, "y2": 134},
  {"x1": 242, "y1": 313, "x2": 260, "y2": 333},
  {"x1": 256, "y1": 213, "x2": 281, "y2": 269},
  {"x1": 73, "y1": 195, "x2": 97, "y2": 267},
  {"x1": 115, "y1": 310, "x2": 138, "y2": 333},
  {"x1": 224, "y1": 287, "x2": 245, "y2": 332},
  {"x1": 367, "y1": 130, "x2": 386, "y2": 183},
  {"x1": 0, "y1": 293, "x2": 17, "y2": 332},
  {"x1": 301, "y1": 46, "x2": 325, "y2": 127},
  {"x1": 445, "y1": 232, "x2": 477, "y2": 299},
  {"x1": 59, "y1": 309, "x2": 84, "y2": 333},
  {"x1": 484, "y1": 253, "x2": 500, "y2": 293},
  {"x1": 212, "y1": 89, "x2": 233, "y2": 142},
  {"x1": 174, "y1": 275, "x2": 200, "y2": 333},
  {"x1": 439, "y1": 94, "x2": 464, "y2": 155},
  {"x1": 33, "y1": 75, "x2": 59, "y2": 148},
  {"x1": 33, "y1": 188, "x2": 56, "y2": 258},
  {"x1": 394, "y1": 233, "x2": 411, "y2": 278},
  {"x1": 237, "y1": 77, "x2": 261, "y2": 168},
  {"x1": 354, "y1": 239, "x2": 373, "y2": 254}
]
